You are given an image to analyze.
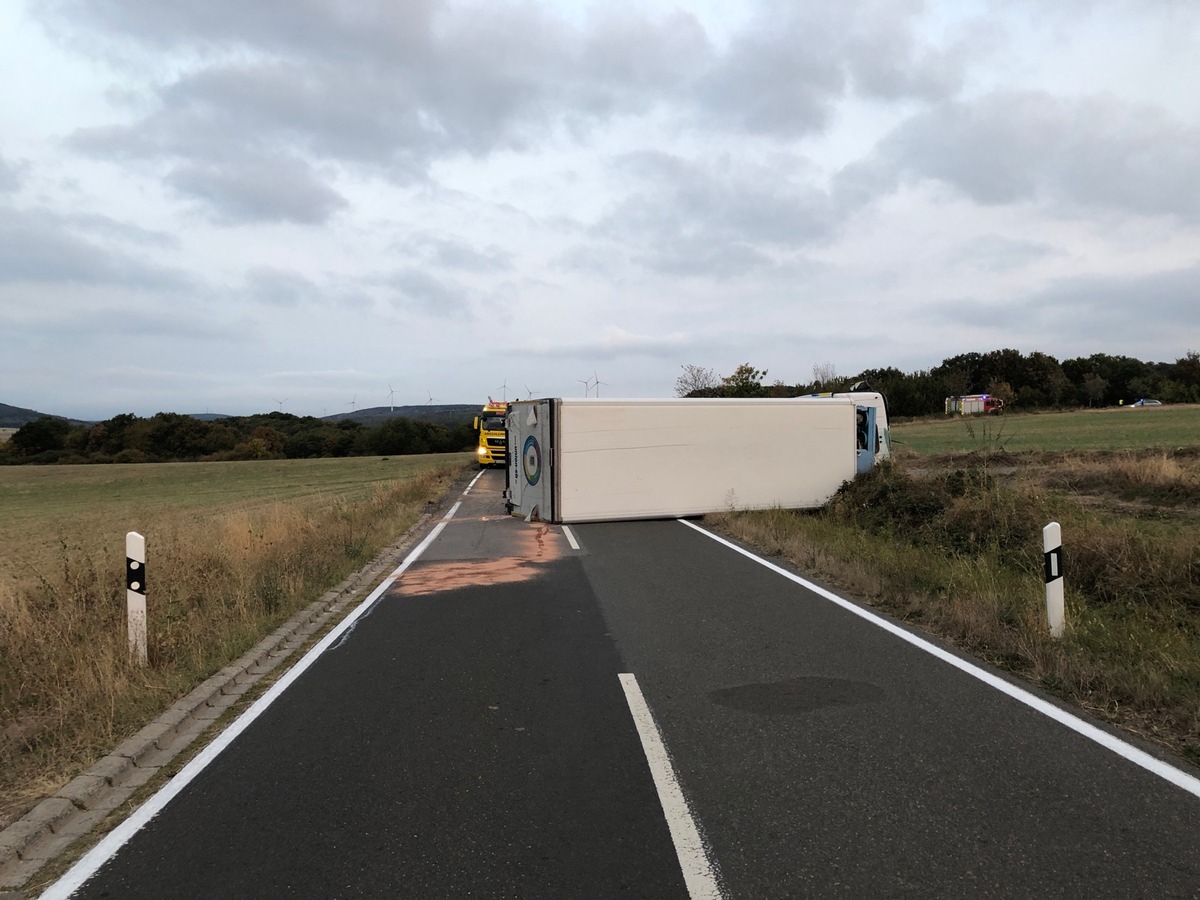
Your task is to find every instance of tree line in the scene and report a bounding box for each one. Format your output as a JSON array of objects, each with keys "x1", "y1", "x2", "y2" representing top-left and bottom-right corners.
[
  {"x1": 1, "y1": 411, "x2": 477, "y2": 465},
  {"x1": 7, "y1": 348, "x2": 1198, "y2": 464},
  {"x1": 676, "y1": 349, "x2": 1200, "y2": 418}
]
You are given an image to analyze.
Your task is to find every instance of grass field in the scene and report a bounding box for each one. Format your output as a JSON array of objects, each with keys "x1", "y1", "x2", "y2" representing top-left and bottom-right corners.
[
  {"x1": 1, "y1": 453, "x2": 472, "y2": 830},
  {"x1": 892, "y1": 404, "x2": 1200, "y2": 454},
  {"x1": 0, "y1": 455, "x2": 466, "y2": 573}
]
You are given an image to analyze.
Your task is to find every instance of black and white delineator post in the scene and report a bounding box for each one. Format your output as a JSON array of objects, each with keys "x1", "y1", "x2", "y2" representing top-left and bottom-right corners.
[
  {"x1": 1043, "y1": 522, "x2": 1065, "y2": 639},
  {"x1": 126, "y1": 531, "x2": 147, "y2": 666}
]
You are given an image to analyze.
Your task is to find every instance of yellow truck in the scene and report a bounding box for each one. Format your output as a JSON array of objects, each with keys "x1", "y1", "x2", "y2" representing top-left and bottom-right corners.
[{"x1": 473, "y1": 400, "x2": 509, "y2": 468}]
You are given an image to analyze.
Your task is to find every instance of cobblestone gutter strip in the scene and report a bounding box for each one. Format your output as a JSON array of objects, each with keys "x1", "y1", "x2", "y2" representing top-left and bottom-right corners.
[{"x1": 0, "y1": 507, "x2": 440, "y2": 897}]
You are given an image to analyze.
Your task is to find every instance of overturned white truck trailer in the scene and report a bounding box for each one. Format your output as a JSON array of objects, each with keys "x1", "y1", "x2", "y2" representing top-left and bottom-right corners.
[{"x1": 504, "y1": 395, "x2": 888, "y2": 524}]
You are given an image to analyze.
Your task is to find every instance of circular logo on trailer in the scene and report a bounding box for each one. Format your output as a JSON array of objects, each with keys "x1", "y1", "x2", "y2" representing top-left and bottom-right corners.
[{"x1": 522, "y1": 435, "x2": 542, "y2": 486}]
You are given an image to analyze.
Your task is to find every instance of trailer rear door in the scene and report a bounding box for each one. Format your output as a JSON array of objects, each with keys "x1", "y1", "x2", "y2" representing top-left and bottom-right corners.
[{"x1": 506, "y1": 399, "x2": 555, "y2": 521}]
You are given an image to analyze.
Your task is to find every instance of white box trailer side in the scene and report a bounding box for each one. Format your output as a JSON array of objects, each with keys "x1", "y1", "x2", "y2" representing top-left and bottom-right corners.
[{"x1": 505, "y1": 397, "x2": 861, "y2": 524}]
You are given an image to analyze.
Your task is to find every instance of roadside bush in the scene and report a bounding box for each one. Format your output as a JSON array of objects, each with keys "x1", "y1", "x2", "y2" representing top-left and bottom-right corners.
[
  {"x1": 827, "y1": 462, "x2": 947, "y2": 538},
  {"x1": 828, "y1": 461, "x2": 1047, "y2": 565},
  {"x1": 1067, "y1": 524, "x2": 1200, "y2": 612}
]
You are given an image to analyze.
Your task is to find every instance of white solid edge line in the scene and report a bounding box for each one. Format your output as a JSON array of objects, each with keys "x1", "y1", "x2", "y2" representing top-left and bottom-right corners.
[
  {"x1": 462, "y1": 468, "x2": 486, "y2": 494},
  {"x1": 43, "y1": 493, "x2": 469, "y2": 899},
  {"x1": 619, "y1": 673, "x2": 723, "y2": 900},
  {"x1": 678, "y1": 518, "x2": 1200, "y2": 801},
  {"x1": 562, "y1": 525, "x2": 580, "y2": 551}
]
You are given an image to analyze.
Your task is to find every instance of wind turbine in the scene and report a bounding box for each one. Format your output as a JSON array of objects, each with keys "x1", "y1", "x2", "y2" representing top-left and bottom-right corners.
[
  {"x1": 388, "y1": 383, "x2": 396, "y2": 412},
  {"x1": 427, "y1": 390, "x2": 435, "y2": 405},
  {"x1": 593, "y1": 374, "x2": 607, "y2": 398},
  {"x1": 524, "y1": 384, "x2": 537, "y2": 399},
  {"x1": 577, "y1": 376, "x2": 593, "y2": 397},
  {"x1": 273, "y1": 398, "x2": 287, "y2": 412},
  {"x1": 497, "y1": 379, "x2": 509, "y2": 401},
  {"x1": 347, "y1": 394, "x2": 357, "y2": 413}
]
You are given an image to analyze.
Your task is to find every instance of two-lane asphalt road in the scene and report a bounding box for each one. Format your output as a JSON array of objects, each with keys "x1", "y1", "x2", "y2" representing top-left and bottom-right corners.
[{"x1": 49, "y1": 469, "x2": 1200, "y2": 898}]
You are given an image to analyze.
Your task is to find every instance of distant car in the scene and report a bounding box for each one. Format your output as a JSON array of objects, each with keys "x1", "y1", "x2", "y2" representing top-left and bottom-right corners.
[{"x1": 1130, "y1": 398, "x2": 1163, "y2": 407}]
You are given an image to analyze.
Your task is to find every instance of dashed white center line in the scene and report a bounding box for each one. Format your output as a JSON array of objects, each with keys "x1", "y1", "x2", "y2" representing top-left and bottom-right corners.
[
  {"x1": 619, "y1": 673, "x2": 724, "y2": 899},
  {"x1": 562, "y1": 525, "x2": 580, "y2": 550}
]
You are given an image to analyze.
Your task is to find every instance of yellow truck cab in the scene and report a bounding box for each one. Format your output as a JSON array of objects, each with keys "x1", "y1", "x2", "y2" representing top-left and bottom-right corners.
[{"x1": 473, "y1": 400, "x2": 509, "y2": 468}]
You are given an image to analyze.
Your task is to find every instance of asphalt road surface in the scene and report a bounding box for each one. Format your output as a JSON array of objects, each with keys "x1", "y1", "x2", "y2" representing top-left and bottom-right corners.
[{"x1": 49, "y1": 470, "x2": 1200, "y2": 898}]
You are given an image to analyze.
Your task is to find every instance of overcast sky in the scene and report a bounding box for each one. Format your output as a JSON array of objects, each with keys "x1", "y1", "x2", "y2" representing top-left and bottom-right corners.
[{"x1": 2, "y1": 0, "x2": 1198, "y2": 419}]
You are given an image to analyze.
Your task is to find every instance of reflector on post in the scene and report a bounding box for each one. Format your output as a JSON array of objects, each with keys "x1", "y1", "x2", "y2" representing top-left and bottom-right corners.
[{"x1": 127, "y1": 531, "x2": 147, "y2": 666}]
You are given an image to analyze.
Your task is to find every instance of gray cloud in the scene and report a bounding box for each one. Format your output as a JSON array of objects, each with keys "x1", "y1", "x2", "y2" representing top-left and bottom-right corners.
[
  {"x1": 48, "y1": 0, "x2": 967, "y2": 207},
  {"x1": 863, "y1": 91, "x2": 1200, "y2": 220},
  {"x1": 592, "y1": 151, "x2": 843, "y2": 275},
  {"x1": 631, "y1": 237, "x2": 775, "y2": 280},
  {"x1": 1020, "y1": 264, "x2": 1200, "y2": 338},
  {"x1": 244, "y1": 266, "x2": 321, "y2": 307},
  {"x1": 0, "y1": 155, "x2": 20, "y2": 192},
  {"x1": 51, "y1": 2, "x2": 709, "y2": 183},
  {"x1": 840, "y1": 1, "x2": 969, "y2": 102},
  {"x1": 925, "y1": 263, "x2": 1200, "y2": 350},
  {"x1": 36, "y1": 302, "x2": 240, "y2": 341},
  {"x1": 400, "y1": 233, "x2": 513, "y2": 273},
  {"x1": 67, "y1": 213, "x2": 179, "y2": 248},
  {"x1": 379, "y1": 267, "x2": 470, "y2": 317},
  {"x1": 949, "y1": 235, "x2": 1065, "y2": 273},
  {"x1": 34, "y1": 0, "x2": 440, "y2": 60},
  {"x1": 165, "y1": 156, "x2": 348, "y2": 224},
  {"x1": 244, "y1": 266, "x2": 373, "y2": 310},
  {"x1": 0, "y1": 208, "x2": 193, "y2": 288},
  {"x1": 519, "y1": 325, "x2": 692, "y2": 364},
  {"x1": 12, "y1": 0, "x2": 1198, "y2": 419},
  {"x1": 693, "y1": 1, "x2": 965, "y2": 137}
]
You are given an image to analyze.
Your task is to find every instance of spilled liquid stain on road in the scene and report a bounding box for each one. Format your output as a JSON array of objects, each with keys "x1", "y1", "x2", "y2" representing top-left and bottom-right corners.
[{"x1": 389, "y1": 523, "x2": 564, "y2": 598}]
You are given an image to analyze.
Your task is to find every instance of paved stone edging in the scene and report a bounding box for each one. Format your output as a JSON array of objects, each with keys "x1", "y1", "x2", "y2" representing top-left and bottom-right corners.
[{"x1": 0, "y1": 507, "x2": 439, "y2": 896}]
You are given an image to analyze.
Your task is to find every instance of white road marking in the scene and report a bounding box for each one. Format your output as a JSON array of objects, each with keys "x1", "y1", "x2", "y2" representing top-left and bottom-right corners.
[
  {"x1": 619, "y1": 673, "x2": 724, "y2": 900},
  {"x1": 41, "y1": 490, "x2": 471, "y2": 899},
  {"x1": 680, "y1": 518, "x2": 1200, "y2": 802},
  {"x1": 462, "y1": 469, "x2": 486, "y2": 494},
  {"x1": 562, "y1": 525, "x2": 580, "y2": 550},
  {"x1": 329, "y1": 498, "x2": 464, "y2": 646}
]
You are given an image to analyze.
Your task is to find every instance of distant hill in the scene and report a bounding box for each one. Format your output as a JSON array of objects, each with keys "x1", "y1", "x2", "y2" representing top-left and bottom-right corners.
[
  {"x1": 322, "y1": 404, "x2": 479, "y2": 427},
  {"x1": 0, "y1": 402, "x2": 482, "y2": 430},
  {"x1": 0, "y1": 402, "x2": 90, "y2": 428}
]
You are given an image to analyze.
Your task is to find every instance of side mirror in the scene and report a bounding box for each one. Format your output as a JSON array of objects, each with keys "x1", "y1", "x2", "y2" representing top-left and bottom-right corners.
[{"x1": 473, "y1": 417, "x2": 480, "y2": 430}]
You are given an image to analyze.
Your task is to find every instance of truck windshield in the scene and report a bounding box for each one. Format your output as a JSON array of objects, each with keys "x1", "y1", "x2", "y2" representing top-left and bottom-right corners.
[{"x1": 482, "y1": 416, "x2": 506, "y2": 430}]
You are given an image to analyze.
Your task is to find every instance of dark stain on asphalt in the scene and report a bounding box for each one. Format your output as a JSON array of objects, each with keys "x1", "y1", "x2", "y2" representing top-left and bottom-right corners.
[{"x1": 709, "y1": 676, "x2": 885, "y2": 715}]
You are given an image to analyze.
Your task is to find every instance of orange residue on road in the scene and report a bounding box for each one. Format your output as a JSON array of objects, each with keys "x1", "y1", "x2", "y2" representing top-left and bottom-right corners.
[{"x1": 390, "y1": 523, "x2": 564, "y2": 597}]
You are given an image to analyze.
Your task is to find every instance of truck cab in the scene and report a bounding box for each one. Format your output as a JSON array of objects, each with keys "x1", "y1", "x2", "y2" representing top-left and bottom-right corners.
[
  {"x1": 474, "y1": 400, "x2": 509, "y2": 468},
  {"x1": 804, "y1": 390, "x2": 891, "y2": 462}
]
